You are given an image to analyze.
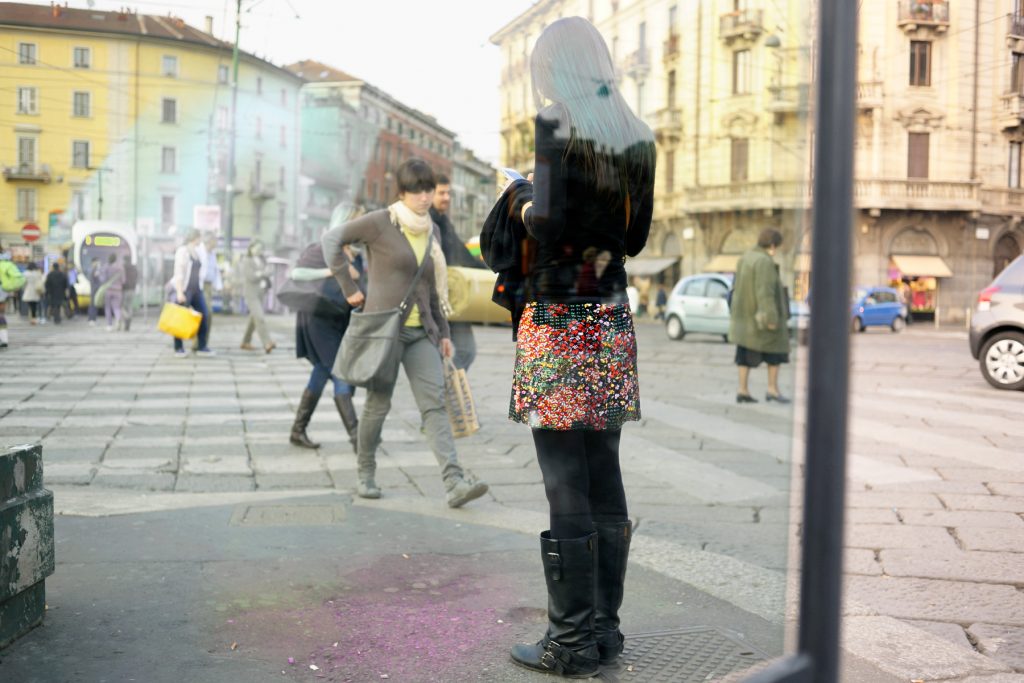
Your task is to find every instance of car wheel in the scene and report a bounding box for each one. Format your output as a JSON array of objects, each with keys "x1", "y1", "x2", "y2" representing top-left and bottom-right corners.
[
  {"x1": 666, "y1": 315, "x2": 685, "y2": 340},
  {"x1": 979, "y1": 331, "x2": 1024, "y2": 391},
  {"x1": 891, "y1": 316, "x2": 905, "y2": 333},
  {"x1": 851, "y1": 316, "x2": 865, "y2": 333}
]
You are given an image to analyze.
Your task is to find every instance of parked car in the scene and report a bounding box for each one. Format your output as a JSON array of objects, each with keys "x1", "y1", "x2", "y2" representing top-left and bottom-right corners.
[
  {"x1": 665, "y1": 273, "x2": 733, "y2": 341},
  {"x1": 969, "y1": 254, "x2": 1024, "y2": 390},
  {"x1": 850, "y1": 286, "x2": 908, "y2": 332}
]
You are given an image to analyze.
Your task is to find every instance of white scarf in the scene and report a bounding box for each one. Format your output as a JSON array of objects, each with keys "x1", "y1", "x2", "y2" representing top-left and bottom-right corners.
[{"x1": 389, "y1": 201, "x2": 452, "y2": 318}]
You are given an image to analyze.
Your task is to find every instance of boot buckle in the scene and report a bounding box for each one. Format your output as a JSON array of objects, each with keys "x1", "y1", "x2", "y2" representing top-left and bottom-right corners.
[
  {"x1": 546, "y1": 552, "x2": 562, "y2": 581},
  {"x1": 540, "y1": 641, "x2": 565, "y2": 670}
]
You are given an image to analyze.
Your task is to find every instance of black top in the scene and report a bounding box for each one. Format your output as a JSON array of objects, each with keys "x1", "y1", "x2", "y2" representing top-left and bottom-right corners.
[
  {"x1": 522, "y1": 106, "x2": 656, "y2": 304},
  {"x1": 430, "y1": 206, "x2": 487, "y2": 270}
]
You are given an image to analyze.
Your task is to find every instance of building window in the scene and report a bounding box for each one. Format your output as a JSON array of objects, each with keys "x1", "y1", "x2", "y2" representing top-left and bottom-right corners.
[
  {"x1": 73, "y1": 91, "x2": 91, "y2": 117},
  {"x1": 255, "y1": 116, "x2": 262, "y2": 139},
  {"x1": 278, "y1": 202, "x2": 286, "y2": 232},
  {"x1": 667, "y1": 69, "x2": 677, "y2": 109},
  {"x1": 279, "y1": 166, "x2": 286, "y2": 190},
  {"x1": 908, "y1": 132, "x2": 930, "y2": 178},
  {"x1": 256, "y1": 77, "x2": 263, "y2": 95},
  {"x1": 217, "y1": 106, "x2": 229, "y2": 130},
  {"x1": 161, "y1": 146, "x2": 176, "y2": 173},
  {"x1": 909, "y1": 41, "x2": 931, "y2": 86},
  {"x1": 218, "y1": 64, "x2": 229, "y2": 84},
  {"x1": 731, "y1": 137, "x2": 749, "y2": 182},
  {"x1": 17, "y1": 137, "x2": 36, "y2": 168},
  {"x1": 1014, "y1": 53, "x2": 1024, "y2": 94},
  {"x1": 1010, "y1": 142, "x2": 1022, "y2": 189},
  {"x1": 73, "y1": 47, "x2": 91, "y2": 69},
  {"x1": 17, "y1": 87, "x2": 38, "y2": 114},
  {"x1": 668, "y1": 4, "x2": 677, "y2": 26},
  {"x1": 636, "y1": 82, "x2": 644, "y2": 117},
  {"x1": 161, "y1": 195, "x2": 175, "y2": 229},
  {"x1": 17, "y1": 188, "x2": 36, "y2": 221},
  {"x1": 665, "y1": 150, "x2": 675, "y2": 193},
  {"x1": 638, "y1": 21, "x2": 646, "y2": 51},
  {"x1": 280, "y1": 125, "x2": 287, "y2": 148},
  {"x1": 72, "y1": 140, "x2": 90, "y2": 169},
  {"x1": 72, "y1": 191, "x2": 87, "y2": 220},
  {"x1": 162, "y1": 55, "x2": 178, "y2": 77},
  {"x1": 732, "y1": 49, "x2": 751, "y2": 94},
  {"x1": 280, "y1": 89, "x2": 287, "y2": 106},
  {"x1": 162, "y1": 98, "x2": 177, "y2": 123},
  {"x1": 18, "y1": 43, "x2": 36, "y2": 65}
]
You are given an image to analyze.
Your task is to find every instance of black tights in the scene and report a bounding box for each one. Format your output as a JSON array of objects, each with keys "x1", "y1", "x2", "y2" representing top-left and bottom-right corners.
[{"x1": 532, "y1": 429, "x2": 628, "y2": 540}]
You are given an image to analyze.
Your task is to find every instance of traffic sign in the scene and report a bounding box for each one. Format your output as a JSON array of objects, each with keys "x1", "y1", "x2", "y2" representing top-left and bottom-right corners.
[{"x1": 21, "y1": 224, "x2": 41, "y2": 242}]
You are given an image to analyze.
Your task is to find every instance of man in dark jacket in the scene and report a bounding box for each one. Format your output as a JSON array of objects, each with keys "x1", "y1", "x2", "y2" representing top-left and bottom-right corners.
[
  {"x1": 45, "y1": 262, "x2": 68, "y2": 324},
  {"x1": 121, "y1": 259, "x2": 138, "y2": 331},
  {"x1": 430, "y1": 174, "x2": 487, "y2": 371}
]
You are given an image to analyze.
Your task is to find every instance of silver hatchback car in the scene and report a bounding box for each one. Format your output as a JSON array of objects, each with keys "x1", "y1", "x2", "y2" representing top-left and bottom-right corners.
[{"x1": 969, "y1": 254, "x2": 1024, "y2": 390}]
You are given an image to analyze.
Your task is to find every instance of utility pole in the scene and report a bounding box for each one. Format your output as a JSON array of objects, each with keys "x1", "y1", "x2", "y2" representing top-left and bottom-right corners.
[
  {"x1": 224, "y1": 0, "x2": 242, "y2": 261},
  {"x1": 88, "y1": 166, "x2": 113, "y2": 219}
]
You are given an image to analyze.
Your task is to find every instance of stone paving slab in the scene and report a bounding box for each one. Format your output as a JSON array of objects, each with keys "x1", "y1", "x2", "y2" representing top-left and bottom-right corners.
[
  {"x1": 880, "y1": 548, "x2": 1024, "y2": 584},
  {"x1": 846, "y1": 524, "x2": 959, "y2": 551},
  {"x1": 846, "y1": 576, "x2": 1024, "y2": 625},
  {"x1": 898, "y1": 509, "x2": 1024, "y2": 528},
  {"x1": 957, "y1": 526, "x2": 1024, "y2": 552},
  {"x1": 846, "y1": 491, "x2": 944, "y2": 509},
  {"x1": 939, "y1": 494, "x2": 1024, "y2": 513},
  {"x1": 968, "y1": 624, "x2": 1024, "y2": 671},
  {"x1": 903, "y1": 619, "x2": 974, "y2": 651}
]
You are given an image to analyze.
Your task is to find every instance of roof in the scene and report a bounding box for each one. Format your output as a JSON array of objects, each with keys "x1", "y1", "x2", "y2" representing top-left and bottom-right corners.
[
  {"x1": 489, "y1": 0, "x2": 560, "y2": 44},
  {"x1": 285, "y1": 59, "x2": 358, "y2": 83},
  {"x1": 0, "y1": 2, "x2": 302, "y2": 81}
]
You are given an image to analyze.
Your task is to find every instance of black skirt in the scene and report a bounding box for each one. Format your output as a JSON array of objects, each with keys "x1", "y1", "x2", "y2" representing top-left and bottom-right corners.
[
  {"x1": 735, "y1": 345, "x2": 789, "y2": 368},
  {"x1": 296, "y1": 310, "x2": 349, "y2": 369}
]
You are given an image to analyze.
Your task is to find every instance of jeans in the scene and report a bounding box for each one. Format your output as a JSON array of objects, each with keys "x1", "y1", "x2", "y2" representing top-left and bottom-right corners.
[
  {"x1": 173, "y1": 289, "x2": 210, "y2": 351},
  {"x1": 357, "y1": 326, "x2": 463, "y2": 485},
  {"x1": 532, "y1": 428, "x2": 627, "y2": 539},
  {"x1": 449, "y1": 321, "x2": 477, "y2": 371},
  {"x1": 307, "y1": 363, "x2": 353, "y2": 397}
]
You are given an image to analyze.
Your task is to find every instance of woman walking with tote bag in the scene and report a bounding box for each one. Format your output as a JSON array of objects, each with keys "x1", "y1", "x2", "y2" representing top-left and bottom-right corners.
[
  {"x1": 322, "y1": 159, "x2": 488, "y2": 508},
  {"x1": 488, "y1": 17, "x2": 657, "y2": 678}
]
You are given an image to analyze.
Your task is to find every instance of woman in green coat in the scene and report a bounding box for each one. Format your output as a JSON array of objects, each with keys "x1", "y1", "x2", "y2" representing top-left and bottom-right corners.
[{"x1": 728, "y1": 228, "x2": 791, "y2": 403}]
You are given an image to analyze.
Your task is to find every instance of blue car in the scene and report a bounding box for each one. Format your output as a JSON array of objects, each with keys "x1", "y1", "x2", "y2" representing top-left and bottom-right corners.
[{"x1": 851, "y1": 286, "x2": 908, "y2": 332}]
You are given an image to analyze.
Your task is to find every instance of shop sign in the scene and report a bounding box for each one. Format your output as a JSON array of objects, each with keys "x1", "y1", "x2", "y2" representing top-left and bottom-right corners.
[
  {"x1": 21, "y1": 223, "x2": 41, "y2": 242},
  {"x1": 975, "y1": 227, "x2": 990, "y2": 240}
]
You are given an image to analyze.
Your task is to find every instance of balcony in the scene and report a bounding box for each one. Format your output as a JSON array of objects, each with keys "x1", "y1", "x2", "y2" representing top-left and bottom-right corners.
[
  {"x1": 621, "y1": 48, "x2": 651, "y2": 81},
  {"x1": 855, "y1": 178, "x2": 979, "y2": 212},
  {"x1": 1008, "y1": 13, "x2": 1024, "y2": 51},
  {"x1": 2, "y1": 163, "x2": 52, "y2": 183},
  {"x1": 897, "y1": 1, "x2": 949, "y2": 35},
  {"x1": 999, "y1": 91, "x2": 1024, "y2": 131},
  {"x1": 652, "y1": 108, "x2": 683, "y2": 144},
  {"x1": 981, "y1": 186, "x2": 1024, "y2": 215},
  {"x1": 663, "y1": 33, "x2": 680, "y2": 62},
  {"x1": 856, "y1": 80, "x2": 884, "y2": 110},
  {"x1": 249, "y1": 181, "x2": 276, "y2": 201},
  {"x1": 719, "y1": 9, "x2": 764, "y2": 43},
  {"x1": 766, "y1": 83, "x2": 810, "y2": 115}
]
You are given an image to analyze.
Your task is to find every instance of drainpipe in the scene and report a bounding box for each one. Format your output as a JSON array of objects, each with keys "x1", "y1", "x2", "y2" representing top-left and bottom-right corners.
[
  {"x1": 694, "y1": 0, "x2": 702, "y2": 187},
  {"x1": 970, "y1": 0, "x2": 979, "y2": 181}
]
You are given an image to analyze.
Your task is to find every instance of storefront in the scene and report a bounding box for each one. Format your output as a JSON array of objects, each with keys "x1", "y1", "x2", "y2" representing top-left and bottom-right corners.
[{"x1": 887, "y1": 254, "x2": 953, "y2": 322}]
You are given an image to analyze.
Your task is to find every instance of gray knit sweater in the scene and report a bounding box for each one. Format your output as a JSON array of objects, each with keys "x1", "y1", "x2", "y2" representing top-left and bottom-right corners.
[{"x1": 322, "y1": 209, "x2": 450, "y2": 347}]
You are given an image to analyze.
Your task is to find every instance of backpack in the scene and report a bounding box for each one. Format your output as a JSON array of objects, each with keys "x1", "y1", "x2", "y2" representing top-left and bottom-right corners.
[
  {"x1": 123, "y1": 263, "x2": 139, "y2": 290},
  {"x1": 0, "y1": 261, "x2": 26, "y2": 292}
]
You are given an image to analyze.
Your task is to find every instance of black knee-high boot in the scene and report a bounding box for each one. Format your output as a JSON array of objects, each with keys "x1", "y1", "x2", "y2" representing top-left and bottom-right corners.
[
  {"x1": 594, "y1": 520, "x2": 631, "y2": 664},
  {"x1": 289, "y1": 389, "x2": 321, "y2": 449},
  {"x1": 510, "y1": 531, "x2": 600, "y2": 678}
]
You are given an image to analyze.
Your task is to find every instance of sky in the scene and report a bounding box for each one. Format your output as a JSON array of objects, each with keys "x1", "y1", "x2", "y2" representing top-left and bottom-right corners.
[{"x1": 37, "y1": 0, "x2": 541, "y2": 163}]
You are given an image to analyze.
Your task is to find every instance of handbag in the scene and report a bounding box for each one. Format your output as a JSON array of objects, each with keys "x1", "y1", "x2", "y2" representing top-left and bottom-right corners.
[
  {"x1": 443, "y1": 359, "x2": 480, "y2": 438},
  {"x1": 276, "y1": 278, "x2": 323, "y2": 313},
  {"x1": 334, "y1": 232, "x2": 434, "y2": 387},
  {"x1": 93, "y1": 279, "x2": 112, "y2": 308},
  {"x1": 157, "y1": 301, "x2": 202, "y2": 339},
  {"x1": 0, "y1": 261, "x2": 25, "y2": 292}
]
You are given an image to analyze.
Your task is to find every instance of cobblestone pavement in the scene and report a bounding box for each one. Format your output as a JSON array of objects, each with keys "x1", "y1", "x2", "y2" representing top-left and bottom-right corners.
[{"x1": 1, "y1": 310, "x2": 1022, "y2": 681}]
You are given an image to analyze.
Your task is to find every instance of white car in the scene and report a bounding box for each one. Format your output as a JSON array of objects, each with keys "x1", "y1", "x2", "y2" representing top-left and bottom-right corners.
[{"x1": 664, "y1": 274, "x2": 733, "y2": 341}]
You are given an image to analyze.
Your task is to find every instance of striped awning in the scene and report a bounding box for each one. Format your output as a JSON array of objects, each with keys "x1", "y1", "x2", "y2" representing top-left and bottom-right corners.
[
  {"x1": 890, "y1": 255, "x2": 953, "y2": 277},
  {"x1": 702, "y1": 254, "x2": 741, "y2": 273},
  {"x1": 624, "y1": 257, "x2": 679, "y2": 277}
]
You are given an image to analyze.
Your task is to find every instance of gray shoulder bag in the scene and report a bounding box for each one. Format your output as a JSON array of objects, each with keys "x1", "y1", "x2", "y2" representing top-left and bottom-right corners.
[{"x1": 333, "y1": 231, "x2": 434, "y2": 388}]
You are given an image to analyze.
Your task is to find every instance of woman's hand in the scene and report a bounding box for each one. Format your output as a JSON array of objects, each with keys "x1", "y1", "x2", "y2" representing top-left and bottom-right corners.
[
  {"x1": 439, "y1": 338, "x2": 454, "y2": 359},
  {"x1": 346, "y1": 291, "x2": 365, "y2": 307},
  {"x1": 176, "y1": 291, "x2": 186, "y2": 304}
]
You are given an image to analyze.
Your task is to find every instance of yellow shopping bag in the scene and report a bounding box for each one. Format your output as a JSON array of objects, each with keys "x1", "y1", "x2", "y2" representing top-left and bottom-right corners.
[
  {"x1": 157, "y1": 302, "x2": 202, "y2": 339},
  {"x1": 443, "y1": 359, "x2": 480, "y2": 438}
]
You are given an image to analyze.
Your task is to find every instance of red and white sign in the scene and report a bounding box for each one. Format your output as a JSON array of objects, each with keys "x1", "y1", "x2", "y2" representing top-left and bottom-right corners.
[{"x1": 21, "y1": 223, "x2": 41, "y2": 242}]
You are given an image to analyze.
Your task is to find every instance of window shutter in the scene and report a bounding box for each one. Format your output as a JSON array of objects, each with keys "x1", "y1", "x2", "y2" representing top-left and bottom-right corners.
[{"x1": 908, "y1": 132, "x2": 929, "y2": 179}]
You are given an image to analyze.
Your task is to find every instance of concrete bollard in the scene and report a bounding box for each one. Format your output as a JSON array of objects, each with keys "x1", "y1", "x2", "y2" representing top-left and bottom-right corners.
[{"x1": 0, "y1": 443, "x2": 55, "y2": 650}]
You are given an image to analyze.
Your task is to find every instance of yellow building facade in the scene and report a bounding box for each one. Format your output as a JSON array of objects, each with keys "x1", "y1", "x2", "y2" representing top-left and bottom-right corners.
[{"x1": 1, "y1": 3, "x2": 301, "y2": 258}]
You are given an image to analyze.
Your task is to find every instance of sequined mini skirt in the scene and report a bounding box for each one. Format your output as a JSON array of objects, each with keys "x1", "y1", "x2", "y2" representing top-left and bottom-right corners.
[{"x1": 509, "y1": 302, "x2": 640, "y2": 431}]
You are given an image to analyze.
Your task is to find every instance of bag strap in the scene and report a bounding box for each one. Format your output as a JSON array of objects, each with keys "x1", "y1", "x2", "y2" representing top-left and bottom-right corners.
[{"x1": 398, "y1": 229, "x2": 434, "y2": 313}]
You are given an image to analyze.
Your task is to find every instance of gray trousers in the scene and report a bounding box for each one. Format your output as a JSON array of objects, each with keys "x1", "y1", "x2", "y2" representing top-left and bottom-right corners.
[
  {"x1": 358, "y1": 326, "x2": 463, "y2": 486},
  {"x1": 449, "y1": 321, "x2": 477, "y2": 371},
  {"x1": 241, "y1": 295, "x2": 271, "y2": 347}
]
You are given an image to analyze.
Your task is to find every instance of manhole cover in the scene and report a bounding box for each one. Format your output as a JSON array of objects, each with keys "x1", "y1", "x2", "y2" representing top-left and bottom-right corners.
[
  {"x1": 229, "y1": 503, "x2": 347, "y2": 527},
  {"x1": 601, "y1": 627, "x2": 769, "y2": 682}
]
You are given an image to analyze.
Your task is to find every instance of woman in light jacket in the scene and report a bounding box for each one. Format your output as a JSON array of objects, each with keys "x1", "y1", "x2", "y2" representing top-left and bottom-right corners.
[
  {"x1": 171, "y1": 229, "x2": 213, "y2": 357},
  {"x1": 22, "y1": 262, "x2": 43, "y2": 324},
  {"x1": 239, "y1": 239, "x2": 275, "y2": 353},
  {"x1": 103, "y1": 253, "x2": 125, "y2": 331},
  {"x1": 322, "y1": 159, "x2": 488, "y2": 509}
]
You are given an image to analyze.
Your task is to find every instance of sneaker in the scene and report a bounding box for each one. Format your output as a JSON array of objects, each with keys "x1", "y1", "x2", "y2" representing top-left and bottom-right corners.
[
  {"x1": 174, "y1": 349, "x2": 188, "y2": 358},
  {"x1": 105, "y1": 325, "x2": 114, "y2": 332},
  {"x1": 446, "y1": 477, "x2": 489, "y2": 508},
  {"x1": 357, "y1": 478, "x2": 381, "y2": 499},
  {"x1": 196, "y1": 348, "x2": 216, "y2": 357},
  {"x1": 89, "y1": 320, "x2": 96, "y2": 327}
]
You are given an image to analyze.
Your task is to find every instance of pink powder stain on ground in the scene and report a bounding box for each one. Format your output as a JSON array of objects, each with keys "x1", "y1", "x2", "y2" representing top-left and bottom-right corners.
[{"x1": 223, "y1": 553, "x2": 543, "y2": 681}]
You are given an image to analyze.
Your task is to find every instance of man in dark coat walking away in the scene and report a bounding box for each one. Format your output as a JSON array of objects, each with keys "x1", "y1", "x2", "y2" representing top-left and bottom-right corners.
[
  {"x1": 429, "y1": 173, "x2": 487, "y2": 371},
  {"x1": 45, "y1": 262, "x2": 68, "y2": 324}
]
